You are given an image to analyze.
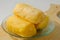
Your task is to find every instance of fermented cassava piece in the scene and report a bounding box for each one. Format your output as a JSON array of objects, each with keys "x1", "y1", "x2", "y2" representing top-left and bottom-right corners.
[
  {"x1": 13, "y1": 4, "x2": 45, "y2": 24},
  {"x1": 37, "y1": 16, "x2": 49, "y2": 29},
  {"x1": 6, "y1": 15, "x2": 36, "y2": 37}
]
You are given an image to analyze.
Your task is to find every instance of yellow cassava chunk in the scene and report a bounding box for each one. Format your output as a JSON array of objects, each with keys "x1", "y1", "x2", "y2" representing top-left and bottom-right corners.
[
  {"x1": 37, "y1": 16, "x2": 49, "y2": 29},
  {"x1": 13, "y1": 4, "x2": 45, "y2": 24},
  {"x1": 6, "y1": 15, "x2": 36, "y2": 37}
]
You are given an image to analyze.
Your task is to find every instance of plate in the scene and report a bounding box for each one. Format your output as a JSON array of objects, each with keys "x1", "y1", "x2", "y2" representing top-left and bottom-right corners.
[{"x1": 1, "y1": 17, "x2": 55, "y2": 39}]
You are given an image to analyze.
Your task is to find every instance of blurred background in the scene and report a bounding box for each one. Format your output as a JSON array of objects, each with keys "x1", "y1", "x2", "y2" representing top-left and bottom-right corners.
[{"x1": 0, "y1": 0, "x2": 60, "y2": 24}]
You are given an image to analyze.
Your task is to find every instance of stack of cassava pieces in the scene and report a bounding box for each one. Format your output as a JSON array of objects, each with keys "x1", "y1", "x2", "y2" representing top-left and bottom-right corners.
[
  {"x1": 6, "y1": 3, "x2": 49, "y2": 38},
  {"x1": 0, "y1": 4, "x2": 60, "y2": 40}
]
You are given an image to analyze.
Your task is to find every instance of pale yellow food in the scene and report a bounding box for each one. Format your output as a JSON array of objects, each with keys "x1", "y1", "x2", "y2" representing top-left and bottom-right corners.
[
  {"x1": 6, "y1": 15, "x2": 36, "y2": 37},
  {"x1": 13, "y1": 4, "x2": 45, "y2": 24},
  {"x1": 37, "y1": 16, "x2": 49, "y2": 29}
]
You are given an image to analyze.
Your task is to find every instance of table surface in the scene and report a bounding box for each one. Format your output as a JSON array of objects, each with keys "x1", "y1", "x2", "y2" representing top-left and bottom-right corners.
[{"x1": 0, "y1": 25, "x2": 13, "y2": 40}]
